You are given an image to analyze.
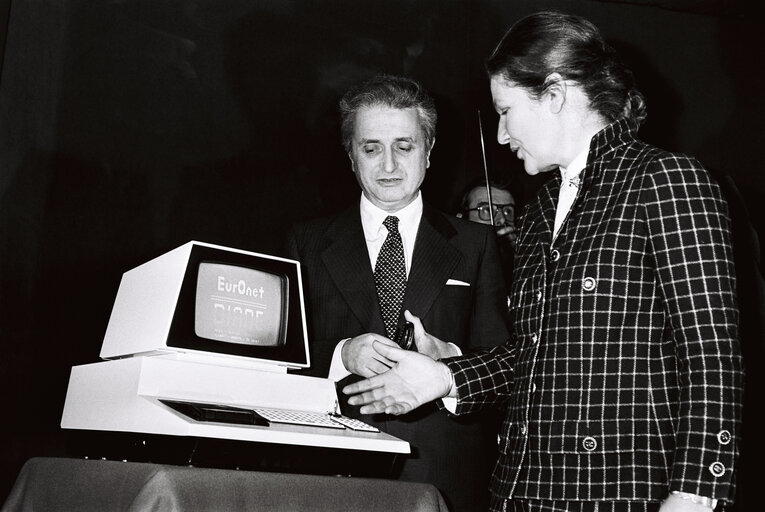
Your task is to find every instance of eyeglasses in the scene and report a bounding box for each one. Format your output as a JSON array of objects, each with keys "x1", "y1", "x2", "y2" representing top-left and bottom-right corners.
[{"x1": 467, "y1": 202, "x2": 515, "y2": 222}]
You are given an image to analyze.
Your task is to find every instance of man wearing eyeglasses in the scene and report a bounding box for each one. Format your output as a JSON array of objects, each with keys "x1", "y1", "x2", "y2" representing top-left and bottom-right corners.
[{"x1": 458, "y1": 180, "x2": 517, "y2": 287}]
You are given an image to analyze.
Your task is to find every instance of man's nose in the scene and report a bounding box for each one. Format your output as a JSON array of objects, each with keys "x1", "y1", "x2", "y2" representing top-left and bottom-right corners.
[{"x1": 383, "y1": 150, "x2": 397, "y2": 173}]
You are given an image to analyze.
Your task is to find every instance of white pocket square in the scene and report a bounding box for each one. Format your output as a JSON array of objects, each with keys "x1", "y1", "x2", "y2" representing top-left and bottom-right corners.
[{"x1": 446, "y1": 279, "x2": 470, "y2": 287}]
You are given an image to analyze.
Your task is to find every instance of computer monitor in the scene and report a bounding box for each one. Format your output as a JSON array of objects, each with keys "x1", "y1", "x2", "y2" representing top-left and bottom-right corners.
[
  {"x1": 61, "y1": 240, "x2": 409, "y2": 457},
  {"x1": 99, "y1": 241, "x2": 309, "y2": 371}
]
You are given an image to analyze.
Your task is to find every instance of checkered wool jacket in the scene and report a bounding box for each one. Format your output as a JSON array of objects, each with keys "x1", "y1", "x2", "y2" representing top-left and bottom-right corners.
[{"x1": 444, "y1": 119, "x2": 743, "y2": 507}]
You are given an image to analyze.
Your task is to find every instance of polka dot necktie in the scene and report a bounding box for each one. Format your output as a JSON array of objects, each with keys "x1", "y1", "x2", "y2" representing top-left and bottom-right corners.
[{"x1": 374, "y1": 216, "x2": 407, "y2": 339}]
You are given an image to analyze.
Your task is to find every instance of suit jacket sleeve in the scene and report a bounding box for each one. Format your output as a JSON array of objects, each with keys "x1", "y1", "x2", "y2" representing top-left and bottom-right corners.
[
  {"x1": 643, "y1": 156, "x2": 743, "y2": 499},
  {"x1": 444, "y1": 342, "x2": 516, "y2": 414}
]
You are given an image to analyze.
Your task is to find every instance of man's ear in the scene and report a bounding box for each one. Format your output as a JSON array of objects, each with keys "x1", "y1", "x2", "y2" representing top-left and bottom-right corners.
[
  {"x1": 348, "y1": 152, "x2": 356, "y2": 172},
  {"x1": 543, "y1": 73, "x2": 566, "y2": 114},
  {"x1": 426, "y1": 138, "x2": 436, "y2": 168}
]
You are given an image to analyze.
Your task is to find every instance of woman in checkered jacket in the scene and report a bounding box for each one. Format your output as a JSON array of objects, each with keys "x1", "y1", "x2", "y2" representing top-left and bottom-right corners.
[{"x1": 344, "y1": 11, "x2": 743, "y2": 512}]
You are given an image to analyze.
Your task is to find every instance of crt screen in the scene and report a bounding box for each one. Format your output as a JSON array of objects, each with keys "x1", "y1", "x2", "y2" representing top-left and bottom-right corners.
[{"x1": 194, "y1": 262, "x2": 286, "y2": 346}]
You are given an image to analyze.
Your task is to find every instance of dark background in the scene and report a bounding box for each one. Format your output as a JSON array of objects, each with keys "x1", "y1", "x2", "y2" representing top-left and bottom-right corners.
[{"x1": 1, "y1": 0, "x2": 763, "y2": 507}]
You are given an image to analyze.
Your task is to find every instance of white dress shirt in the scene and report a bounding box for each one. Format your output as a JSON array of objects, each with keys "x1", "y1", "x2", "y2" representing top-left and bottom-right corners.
[
  {"x1": 359, "y1": 191, "x2": 422, "y2": 276},
  {"x1": 553, "y1": 147, "x2": 588, "y2": 241},
  {"x1": 328, "y1": 192, "x2": 423, "y2": 381}
]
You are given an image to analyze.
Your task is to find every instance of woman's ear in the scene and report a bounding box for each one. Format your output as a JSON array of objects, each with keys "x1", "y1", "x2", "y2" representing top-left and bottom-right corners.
[{"x1": 543, "y1": 73, "x2": 567, "y2": 114}]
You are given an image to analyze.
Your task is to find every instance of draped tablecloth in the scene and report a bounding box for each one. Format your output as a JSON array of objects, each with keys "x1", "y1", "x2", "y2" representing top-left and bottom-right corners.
[{"x1": 2, "y1": 457, "x2": 449, "y2": 511}]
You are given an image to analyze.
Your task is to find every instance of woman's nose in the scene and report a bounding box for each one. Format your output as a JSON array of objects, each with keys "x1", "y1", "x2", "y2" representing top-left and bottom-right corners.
[{"x1": 496, "y1": 121, "x2": 510, "y2": 145}]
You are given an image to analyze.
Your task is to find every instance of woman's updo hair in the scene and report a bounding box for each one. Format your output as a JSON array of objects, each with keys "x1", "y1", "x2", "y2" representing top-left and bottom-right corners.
[{"x1": 487, "y1": 11, "x2": 647, "y2": 128}]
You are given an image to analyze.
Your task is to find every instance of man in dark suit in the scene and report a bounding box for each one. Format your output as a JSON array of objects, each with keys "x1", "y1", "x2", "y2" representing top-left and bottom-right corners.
[{"x1": 287, "y1": 74, "x2": 510, "y2": 512}]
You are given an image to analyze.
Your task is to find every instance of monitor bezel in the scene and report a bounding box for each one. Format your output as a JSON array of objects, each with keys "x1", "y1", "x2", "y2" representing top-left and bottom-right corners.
[{"x1": 168, "y1": 245, "x2": 309, "y2": 368}]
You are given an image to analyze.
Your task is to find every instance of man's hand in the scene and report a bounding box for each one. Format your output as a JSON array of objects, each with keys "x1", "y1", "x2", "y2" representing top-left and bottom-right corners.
[
  {"x1": 342, "y1": 342, "x2": 453, "y2": 415},
  {"x1": 404, "y1": 310, "x2": 460, "y2": 360},
  {"x1": 341, "y1": 333, "x2": 398, "y2": 378}
]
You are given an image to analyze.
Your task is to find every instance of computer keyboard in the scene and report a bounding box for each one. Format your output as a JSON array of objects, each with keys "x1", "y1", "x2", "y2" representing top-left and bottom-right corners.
[
  {"x1": 253, "y1": 407, "x2": 379, "y2": 432},
  {"x1": 327, "y1": 414, "x2": 380, "y2": 432},
  {"x1": 253, "y1": 407, "x2": 343, "y2": 429},
  {"x1": 159, "y1": 399, "x2": 380, "y2": 432}
]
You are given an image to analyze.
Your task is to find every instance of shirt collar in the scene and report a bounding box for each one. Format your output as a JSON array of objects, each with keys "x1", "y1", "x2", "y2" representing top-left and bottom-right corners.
[
  {"x1": 359, "y1": 192, "x2": 423, "y2": 239},
  {"x1": 559, "y1": 146, "x2": 589, "y2": 182}
]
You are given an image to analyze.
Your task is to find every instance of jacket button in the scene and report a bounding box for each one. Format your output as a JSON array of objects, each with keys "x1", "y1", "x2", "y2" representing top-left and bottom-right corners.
[
  {"x1": 709, "y1": 461, "x2": 726, "y2": 477},
  {"x1": 582, "y1": 277, "x2": 596, "y2": 291},
  {"x1": 717, "y1": 430, "x2": 731, "y2": 445},
  {"x1": 582, "y1": 436, "x2": 597, "y2": 451},
  {"x1": 530, "y1": 333, "x2": 538, "y2": 344},
  {"x1": 535, "y1": 290, "x2": 543, "y2": 302},
  {"x1": 551, "y1": 249, "x2": 561, "y2": 262}
]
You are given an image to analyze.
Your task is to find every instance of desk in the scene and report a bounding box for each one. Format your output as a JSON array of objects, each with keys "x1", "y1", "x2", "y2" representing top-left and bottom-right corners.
[
  {"x1": 63, "y1": 430, "x2": 403, "y2": 479},
  {"x1": 61, "y1": 357, "x2": 410, "y2": 455},
  {"x1": 2, "y1": 457, "x2": 449, "y2": 511}
]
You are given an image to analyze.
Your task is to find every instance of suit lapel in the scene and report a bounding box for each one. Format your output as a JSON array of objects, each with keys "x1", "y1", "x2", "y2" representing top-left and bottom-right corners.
[
  {"x1": 403, "y1": 204, "x2": 460, "y2": 320},
  {"x1": 320, "y1": 207, "x2": 386, "y2": 334}
]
